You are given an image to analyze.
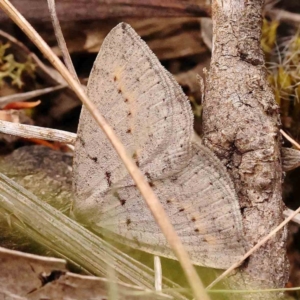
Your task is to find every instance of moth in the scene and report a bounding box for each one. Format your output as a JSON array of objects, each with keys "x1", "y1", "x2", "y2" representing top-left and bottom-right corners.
[{"x1": 72, "y1": 23, "x2": 246, "y2": 269}]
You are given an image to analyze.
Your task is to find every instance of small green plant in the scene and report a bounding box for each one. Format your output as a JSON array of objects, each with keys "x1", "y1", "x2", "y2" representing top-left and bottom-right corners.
[
  {"x1": 261, "y1": 19, "x2": 300, "y2": 136},
  {"x1": 261, "y1": 19, "x2": 279, "y2": 57},
  {"x1": 0, "y1": 42, "x2": 36, "y2": 88}
]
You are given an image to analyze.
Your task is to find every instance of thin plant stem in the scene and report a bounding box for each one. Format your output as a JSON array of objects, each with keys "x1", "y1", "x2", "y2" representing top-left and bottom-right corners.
[
  {"x1": 206, "y1": 205, "x2": 300, "y2": 289},
  {"x1": 281, "y1": 129, "x2": 300, "y2": 149},
  {"x1": 47, "y1": 0, "x2": 79, "y2": 83}
]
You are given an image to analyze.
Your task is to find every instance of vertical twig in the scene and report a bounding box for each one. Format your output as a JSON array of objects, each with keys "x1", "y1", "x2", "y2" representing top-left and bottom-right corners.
[
  {"x1": 206, "y1": 205, "x2": 300, "y2": 289},
  {"x1": 203, "y1": 0, "x2": 288, "y2": 298},
  {"x1": 47, "y1": 0, "x2": 78, "y2": 83}
]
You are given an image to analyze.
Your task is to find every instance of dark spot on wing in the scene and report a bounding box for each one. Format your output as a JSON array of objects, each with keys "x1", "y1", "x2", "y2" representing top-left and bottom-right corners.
[
  {"x1": 128, "y1": 111, "x2": 132, "y2": 116},
  {"x1": 191, "y1": 217, "x2": 196, "y2": 222},
  {"x1": 113, "y1": 191, "x2": 126, "y2": 206},
  {"x1": 113, "y1": 76, "x2": 117, "y2": 81},
  {"x1": 145, "y1": 172, "x2": 155, "y2": 186},
  {"x1": 126, "y1": 129, "x2": 132, "y2": 134},
  {"x1": 170, "y1": 176, "x2": 178, "y2": 183},
  {"x1": 194, "y1": 228, "x2": 199, "y2": 233},
  {"x1": 91, "y1": 157, "x2": 98, "y2": 162},
  {"x1": 132, "y1": 152, "x2": 140, "y2": 167},
  {"x1": 121, "y1": 23, "x2": 126, "y2": 30},
  {"x1": 126, "y1": 218, "x2": 131, "y2": 226},
  {"x1": 166, "y1": 199, "x2": 171, "y2": 204},
  {"x1": 113, "y1": 191, "x2": 120, "y2": 199},
  {"x1": 79, "y1": 137, "x2": 85, "y2": 146},
  {"x1": 179, "y1": 208, "x2": 185, "y2": 212},
  {"x1": 132, "y1": 152, "x2": 137, "y2": 160},
  {"x1": 105, "y1": 172, "x2": 112, "y2": 187},
  {"x1": 124, "y1": 98, "x2": 128, "y2": 102}
]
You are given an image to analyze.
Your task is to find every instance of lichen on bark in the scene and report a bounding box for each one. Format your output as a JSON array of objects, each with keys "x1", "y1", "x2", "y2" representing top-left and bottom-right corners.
[{"x1": 202, "y1": 0, "x2": 289, "y2": 298}]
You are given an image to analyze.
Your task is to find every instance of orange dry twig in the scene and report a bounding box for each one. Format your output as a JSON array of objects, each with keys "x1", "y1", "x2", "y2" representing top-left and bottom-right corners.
[{"x1": 3, "y1": 100, "x2": 40, "y2": 110}]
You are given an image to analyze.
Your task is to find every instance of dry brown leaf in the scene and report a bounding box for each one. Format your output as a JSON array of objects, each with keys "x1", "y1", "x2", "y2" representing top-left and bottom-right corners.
[{"x1": 0, "y1": 246, "x2": 171, "y2": 299}]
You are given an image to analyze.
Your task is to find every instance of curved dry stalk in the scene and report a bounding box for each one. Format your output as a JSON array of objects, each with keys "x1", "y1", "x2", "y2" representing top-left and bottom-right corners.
[
  {"x1": 206, "y1": 205, "x2": 300, "y2": 290},
  {"x1": 0, "y1": 1, "x2": 209, "y2": 299}
]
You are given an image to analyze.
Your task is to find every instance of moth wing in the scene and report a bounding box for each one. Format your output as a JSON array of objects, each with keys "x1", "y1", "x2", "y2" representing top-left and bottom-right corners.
[
  {"x1": 73, "y1": 22, "x2": 193, "y2": 205},
  {"x1": 74, "y1": 139, "x2": 246, "y2": 269}
]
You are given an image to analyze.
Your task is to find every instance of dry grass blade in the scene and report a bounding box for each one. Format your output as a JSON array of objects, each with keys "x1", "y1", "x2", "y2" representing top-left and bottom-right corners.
[
  {"x1": 0, "y1": 1, "x2": 209, "y2": 299},
  {"x1": 0, "y1": 173, "x2": 186, "y2": 300},
  {"x1": 206, "y1": 205, "x2": 300, "y2": 289}
]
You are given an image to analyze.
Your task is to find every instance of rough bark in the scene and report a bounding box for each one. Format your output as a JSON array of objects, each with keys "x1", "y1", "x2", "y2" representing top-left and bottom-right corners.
[
  {"x1": 202, "y1": 0, "x2": 289, "y2": 298},
  {"x1": 0, "y1": 0, "x2": 210, "y2": 23}
]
